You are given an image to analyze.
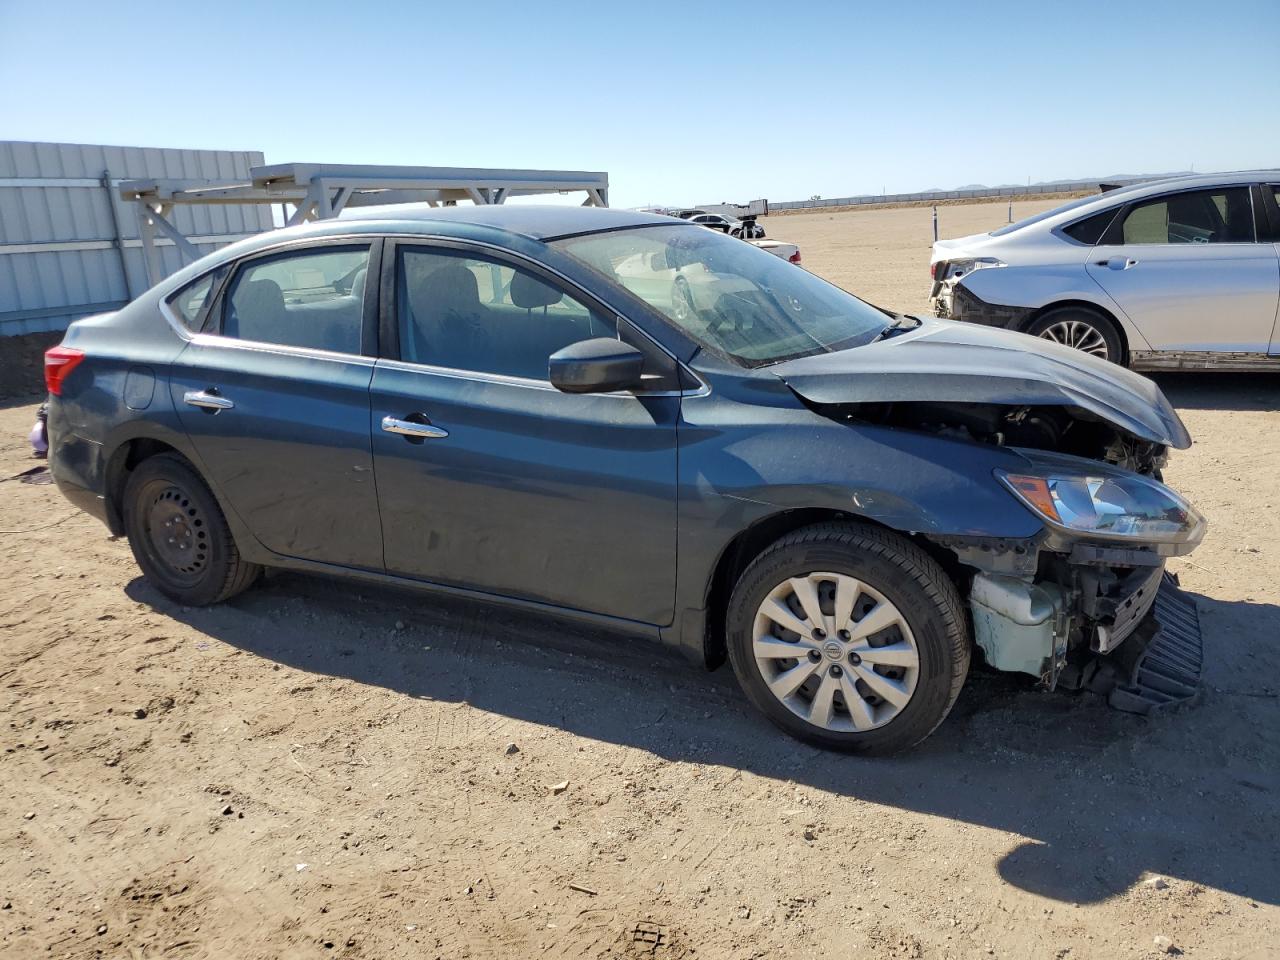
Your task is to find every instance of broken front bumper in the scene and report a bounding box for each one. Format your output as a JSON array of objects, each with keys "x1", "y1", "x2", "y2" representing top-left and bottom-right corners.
[
  {"x1": 967, "y1": 561, "x2": 1203, "y2": 713},
  {"x1": 1085, "y1": 573, "x2": 1203, "y2": 714}
]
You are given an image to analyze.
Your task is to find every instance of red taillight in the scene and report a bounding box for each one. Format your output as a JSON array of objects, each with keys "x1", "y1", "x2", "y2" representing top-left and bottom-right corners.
[
  {"x1": 44, "y1": 345, "x2": 85, "y2": 395},
  {"x1": 930, "y1": 261, "x2": 938, "y2": 279},
  {"x1": 788, "y1": 250, "x2": 802, "y2": 264}
]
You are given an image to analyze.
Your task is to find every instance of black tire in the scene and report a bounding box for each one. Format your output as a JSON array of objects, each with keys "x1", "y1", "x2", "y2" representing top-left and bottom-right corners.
[
  {"x1": 725, "y1": 522, "x2": 969, "y2": 755},
  {"x1": 1024, "y1": 306, "x2": 1123, "y2": 365},
  {"x1": 122, "y1": 453, "x2": 261, "y2": 605}
]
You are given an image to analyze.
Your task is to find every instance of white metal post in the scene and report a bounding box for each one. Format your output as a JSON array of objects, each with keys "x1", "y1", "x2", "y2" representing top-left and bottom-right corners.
[{"x1": 134, "y1": 202, "x2": 164, "y2": 288}]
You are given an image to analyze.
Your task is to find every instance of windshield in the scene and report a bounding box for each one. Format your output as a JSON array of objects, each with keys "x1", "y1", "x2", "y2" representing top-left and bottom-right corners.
[{"x1": 551, "y1": 225, "x2": 891, "y2": 365}]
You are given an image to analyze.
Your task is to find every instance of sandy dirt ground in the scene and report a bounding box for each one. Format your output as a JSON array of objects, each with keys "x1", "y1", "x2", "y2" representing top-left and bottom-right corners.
[{"x1": 2, "y1": 199, "x2": 1278, "y2": 959}]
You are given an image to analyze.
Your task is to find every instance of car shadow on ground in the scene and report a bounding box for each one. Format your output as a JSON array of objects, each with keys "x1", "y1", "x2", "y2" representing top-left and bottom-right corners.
[
  {"x1": 1151, "y1": 371, "x2": 1280, "y2": 410},
  {"x1": 128, "y1": 570, "x2": 1280, "y2": 911}
]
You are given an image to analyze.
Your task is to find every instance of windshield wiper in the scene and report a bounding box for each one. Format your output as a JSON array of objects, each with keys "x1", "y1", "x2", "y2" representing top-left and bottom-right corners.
[{"x1": 871, "y1": 314, "x2": 922, "y2": 342}]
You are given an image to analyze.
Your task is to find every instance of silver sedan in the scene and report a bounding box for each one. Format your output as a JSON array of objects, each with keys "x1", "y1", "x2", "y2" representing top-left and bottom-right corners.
[{"x1": 929, "y1": 171, "x2": 1280, "y2": 370}]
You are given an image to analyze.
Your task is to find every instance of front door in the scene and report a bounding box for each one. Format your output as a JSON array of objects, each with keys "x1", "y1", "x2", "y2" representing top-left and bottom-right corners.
[
  {"x1": 1086, "y1": 185, "x2": 1279, "y2": 354},
  {"x1": 169, "y1": 241, "x2": 384, "y2": 569},
  {"x1": 368, "y1": 241, "x2": 680, "y2": 625},
  {"x1": 1265, "y1": 182, "x2": 1280, "y2": 355}
]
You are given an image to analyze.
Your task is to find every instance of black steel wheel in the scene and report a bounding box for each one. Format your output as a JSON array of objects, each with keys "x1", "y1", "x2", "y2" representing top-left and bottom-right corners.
[{"x1": 122, "y1": 453, "x2": 260, "y2": 605}]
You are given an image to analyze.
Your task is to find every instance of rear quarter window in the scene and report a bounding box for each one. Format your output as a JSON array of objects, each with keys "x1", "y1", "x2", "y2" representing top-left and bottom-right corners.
[
  {"x1": 167, "y1": 271, "x2": 219, "y2": 331},
  {"x1": 1060, "y1": 208, "x2": 1119, "y2": 245}
]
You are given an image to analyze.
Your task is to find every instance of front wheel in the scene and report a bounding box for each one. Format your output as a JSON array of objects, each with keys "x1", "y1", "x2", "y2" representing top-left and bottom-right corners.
[
  {"x1": 122, "y1": 453, "x2": 261, "y2": 606},
  {"x1": 725, "y1": 523, "x2": 969, "y2": 754}
]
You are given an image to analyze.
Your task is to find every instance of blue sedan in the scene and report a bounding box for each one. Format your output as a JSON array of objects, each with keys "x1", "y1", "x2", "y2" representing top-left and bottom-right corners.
[{"x1": 45, "y1": 206, "x2": 1206, "y2": 753}]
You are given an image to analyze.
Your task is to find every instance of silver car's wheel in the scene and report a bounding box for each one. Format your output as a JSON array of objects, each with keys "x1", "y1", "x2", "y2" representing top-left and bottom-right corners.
[
  {"x1": 1038, "y1": 318, "x2": 1110, "y2": 359},
  {"x1": 751, "y1": 571, "x2": 920, "y2": 732}
]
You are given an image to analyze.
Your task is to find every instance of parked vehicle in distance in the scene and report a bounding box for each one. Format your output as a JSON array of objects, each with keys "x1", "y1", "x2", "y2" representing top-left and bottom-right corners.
[
  {"x1": 47, "y1": 206, "x2": 1205, "y2": 754},
  {"x1": 677, "y1": 209, "x2": 766, "y2": 239},
  {"x1": 749, "y1": 238, "x2": 801, "y2": 264},
  {"x1": 930, "y1": 171, "x2": 1280, "y2": 370}
]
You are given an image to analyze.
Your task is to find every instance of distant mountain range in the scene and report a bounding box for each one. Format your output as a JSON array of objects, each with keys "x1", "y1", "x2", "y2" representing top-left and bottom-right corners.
[{"x1": 922, "y1": 172, "x2": 1195, "y2": 192}]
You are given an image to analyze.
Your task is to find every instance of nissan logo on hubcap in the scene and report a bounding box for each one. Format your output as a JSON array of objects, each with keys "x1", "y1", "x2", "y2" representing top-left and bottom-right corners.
[{"x1": 822, "y1": 640, "x2": 844, "y2": 661}]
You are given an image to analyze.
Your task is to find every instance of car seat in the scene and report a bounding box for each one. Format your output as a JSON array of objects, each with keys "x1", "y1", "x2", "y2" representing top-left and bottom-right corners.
[
  {"x1": 227, "y1": 278, "x2": 288, "y2": 341},
  {"x1": 405, "y1": 262, "x2": 492, "y2": 369}
]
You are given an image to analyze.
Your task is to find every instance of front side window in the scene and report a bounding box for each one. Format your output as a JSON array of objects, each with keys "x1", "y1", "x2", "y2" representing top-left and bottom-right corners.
[
  {"x1": 1120, "y1": 188, "x2": 1254, "y2": 244},
  {"x1": 396, "y1": 247, "x2": 619, "y2": 381},
  {"x1": 222, "y1": 246, "x2": 371, "y2": 353},
  {"x1": 553, "y1": 224, "x2": 891, "y2": 366}
]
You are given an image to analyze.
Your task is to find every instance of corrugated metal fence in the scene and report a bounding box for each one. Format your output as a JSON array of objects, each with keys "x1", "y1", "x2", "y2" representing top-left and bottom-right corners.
[
  {"x1": 769, "y1": 177, "x2": 1149, "y2": 212},
  {"x1": 0, "y1": 141, "x2": 273, "y2": 336}
]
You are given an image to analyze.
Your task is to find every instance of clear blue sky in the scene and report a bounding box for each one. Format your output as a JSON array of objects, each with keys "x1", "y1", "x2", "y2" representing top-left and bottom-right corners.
[{"x1": 2, "y1": 0, "x2": 1277, "y2": 208}]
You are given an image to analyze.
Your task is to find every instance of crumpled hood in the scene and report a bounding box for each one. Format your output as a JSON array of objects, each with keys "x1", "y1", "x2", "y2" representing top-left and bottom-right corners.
[{"x1": 770, "y1": 319, "x2": 1191, "y2": 449}]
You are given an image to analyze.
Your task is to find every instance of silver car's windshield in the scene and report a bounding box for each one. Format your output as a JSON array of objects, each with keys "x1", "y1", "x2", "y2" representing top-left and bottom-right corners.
[{"x1": 552, "y1": 225, "x2": 891, "y2": 365}]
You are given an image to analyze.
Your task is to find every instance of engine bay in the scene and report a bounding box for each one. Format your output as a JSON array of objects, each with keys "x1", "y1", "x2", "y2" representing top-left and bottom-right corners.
[{"x1": 811, "y1": 399, "x2": 1169, "y2": 475}]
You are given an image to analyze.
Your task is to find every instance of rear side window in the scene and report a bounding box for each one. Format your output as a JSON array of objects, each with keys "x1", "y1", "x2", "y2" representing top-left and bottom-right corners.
[
  {"x1": 221, "y1": 247, "x2": 371, "y2": 354},
  {"x1": 1119, "y1": 188, "x2": 1254, "y2": 244},
  {"x1": 1061, "y1": 208, "x2": 1118, "y2": 245}
]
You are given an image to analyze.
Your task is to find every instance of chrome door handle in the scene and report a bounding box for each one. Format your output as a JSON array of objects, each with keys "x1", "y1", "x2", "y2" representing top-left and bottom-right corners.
[
  {"x1": 1096, "y1": 257, "x2": 1138, "y2": 270},
  {"x1": 381, "y1": 415, "x2": 448, "y2": 439},
  {"x1": 184, "y1": 390, "x2": 234, "y2": 411}
]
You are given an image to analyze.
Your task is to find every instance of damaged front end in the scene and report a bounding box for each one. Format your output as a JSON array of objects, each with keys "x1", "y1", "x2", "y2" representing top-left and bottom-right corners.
[
  {"x1": 799, "y1": 395, "x2": 1207, "y2": 713},
  {"x1": 954, "y1": 538, "x2": 1203, "y2": 714},
  {"x1": 769, "y1": 324, "x2": 1207, "y2": 711}
]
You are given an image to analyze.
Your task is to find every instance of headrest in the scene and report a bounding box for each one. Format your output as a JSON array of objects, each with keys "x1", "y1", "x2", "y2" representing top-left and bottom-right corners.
[
  {"x1": 235, "y1": 278, "x2": 285, "y2": 316},
  {"x1": 510, "y1": 270, "x2": 563, "y2": 309},
  {"x1": 349, "y1": 267, "x2": 367, "y2": 302},
  {"x1": 416, "y1": 263, "x2": 481, "y2": 314}
]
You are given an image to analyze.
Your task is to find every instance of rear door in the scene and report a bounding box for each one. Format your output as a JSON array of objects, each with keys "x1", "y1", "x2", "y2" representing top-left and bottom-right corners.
[
  {"x1": 1085, "y1": 185, "x2": 1279, "y2": 354},
  {"x1": 368, "y1": 240, "x2": 681, "y2": 625},
  {"x1": 169, "y1": 240, "x2": 385, "y2": 570}
]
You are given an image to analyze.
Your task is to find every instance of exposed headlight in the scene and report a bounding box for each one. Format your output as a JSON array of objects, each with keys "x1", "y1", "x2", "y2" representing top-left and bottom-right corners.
[{"x1": 998, "y1": 469, "x2": 1205, "y2": 544}]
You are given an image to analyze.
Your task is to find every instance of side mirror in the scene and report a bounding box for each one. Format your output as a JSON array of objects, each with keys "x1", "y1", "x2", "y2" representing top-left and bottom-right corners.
[{"x1": 549, "y1": 338, "x2": 645, "y2": 394}]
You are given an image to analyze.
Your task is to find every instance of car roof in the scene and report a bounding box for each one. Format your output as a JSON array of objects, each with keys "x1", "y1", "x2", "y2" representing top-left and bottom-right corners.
[
  {"x1": 995, "y1": 169, "x2": 1280, "y2": 236},
  {"x1": 338, "y1": 203, "x2": 681, "y2": 240},
  {"x1": 1092, "y1": 169, "x2": 1280, "y2": 202}
]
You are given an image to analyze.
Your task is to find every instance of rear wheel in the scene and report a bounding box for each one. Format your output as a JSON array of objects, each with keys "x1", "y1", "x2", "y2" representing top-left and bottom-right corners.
[
  {"x1": 725, "y1": 523, "x2": 969, "y2": 754},
  {"x1": 122, "y1": 453, "x2": 260, "y2": 605},
  {"x1": 1025, "y1": 306, "x2": 1122, "y2": 364}
]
